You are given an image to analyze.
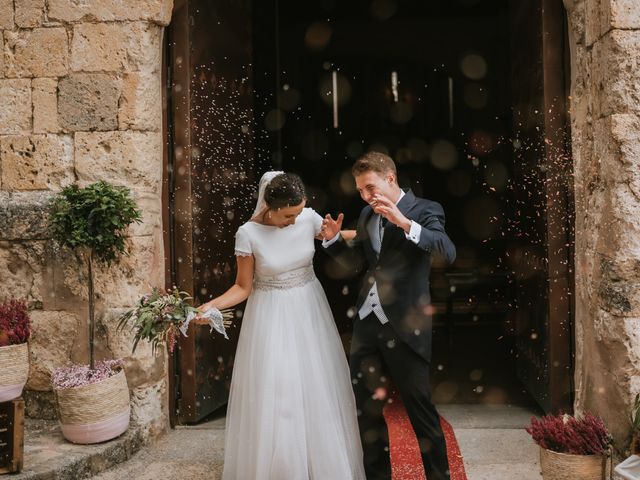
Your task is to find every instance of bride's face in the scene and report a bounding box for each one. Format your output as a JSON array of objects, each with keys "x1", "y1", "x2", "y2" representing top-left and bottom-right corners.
[{"x1": 270, "y1": 201, "x2": 306, "y2": 228}]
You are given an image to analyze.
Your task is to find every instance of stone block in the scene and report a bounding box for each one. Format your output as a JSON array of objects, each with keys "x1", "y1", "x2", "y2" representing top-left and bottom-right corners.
[
  {"x1": 129, "y1": 190, "x2": 162, "y2": 237},
  {"x1": 592, "y1": 115, "x2": 640, "y2": 267},
  {"x1": 125, "y1": 22, "x2": 162, "y2": 73},
  {"x1": 598, "y1": 253, "x2": 640, "y2": 316},
  {"x1": 0, "y1": 240, "x2": 46, "y2": 305},
  {"x1": 0, "y1": 31, "x2": 4, "y2": 78},
  {"x1": 0, "y1": 191, "x2": 52, "y2": 240},
  {"x1": 0, "y1": 79, "x2": 32, "y2": 134},
  {"x1": 22, "y1": 390, "x2": 57, "y2": 419},
  {"x1": 75, "y1": 130, "x2": 162, "y2": 193},
  {"x1": 0, "y1": 0, "x2": 13, "y2": 29},
  {"x1": 70, "y1": 23, "x2": 128, "y2": 72},
  {"x1": 591, "y1": 30, "x2": 640, "y2": 118},
  {"x1": 58, "y1": 73, "x2": 120, "y2": 131},
  {"x1": 48, "y1": 0, "x2": 173, "y2": 26},
  {"x1": 130, "y1": 378, "x2": 168, "y2": 439},
  {"x1": 33, "y1": 78, "x2": 60, "y2": 133},
  {"x1": 0, "y1": 134, "x2": 74, "y2": 191},
  {"x1": 609, "y1": 0, "x2": 640, "y2": 29},
  {"x1": 585, "y1": 0, "x2": 604, "y2": 46},
  {"x1": 26, "y1": 310, "x2": 80, "y2": 391},
  {"x1": 587, "y1": 0, "x2": 640, "y2": 45},
  {"x1": 15, "y1": 0, "x2": 45, "y2": 28},
  {"x1": 4, "y1": 28, "x2": 69, "y2": 78},
  {"x1": 119, "y1": 71, "x2": 162, "y2": 131}
]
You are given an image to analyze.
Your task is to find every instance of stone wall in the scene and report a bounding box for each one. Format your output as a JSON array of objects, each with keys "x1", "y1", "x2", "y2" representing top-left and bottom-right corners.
[
  {"x1": 564, "y1": 0, "x2": 640, "y2": 450},
  {"x1": 0, "y1": 0, "x2": 173, "y2": 441}
]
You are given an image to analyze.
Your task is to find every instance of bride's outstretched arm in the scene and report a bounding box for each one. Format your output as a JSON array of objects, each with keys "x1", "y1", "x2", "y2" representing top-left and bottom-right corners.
[{"x1": 196, "y1": 255, "x2": 255, "y2": 315}]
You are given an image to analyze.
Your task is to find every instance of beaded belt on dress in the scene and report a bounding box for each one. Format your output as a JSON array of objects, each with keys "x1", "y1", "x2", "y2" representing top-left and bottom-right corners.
[{"x1": 253, "y1": 265, "x2": 316, "y2": 291}]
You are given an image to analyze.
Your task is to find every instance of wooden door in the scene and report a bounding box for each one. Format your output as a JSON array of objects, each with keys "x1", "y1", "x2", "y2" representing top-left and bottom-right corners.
[
  {"x1": 508, "y1": 0, "x2": 574, "y2": 413},
  {"x1": 166, "y1": 0, "x2": 256, "y2": 424}
]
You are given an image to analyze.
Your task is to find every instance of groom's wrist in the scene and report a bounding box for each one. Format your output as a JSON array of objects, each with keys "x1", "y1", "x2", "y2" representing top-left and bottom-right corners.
[{"x1": 398, "y1": 217, "x2": 412, "y2": 233}]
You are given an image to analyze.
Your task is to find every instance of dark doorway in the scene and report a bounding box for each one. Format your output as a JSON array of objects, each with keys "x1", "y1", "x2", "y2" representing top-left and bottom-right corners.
[
  {"x1": 253, "y1": 0, "x2": 570, "y2": 409},
  {"x1": 165, "y1": 0, "x2": 574, "y2": 424}
]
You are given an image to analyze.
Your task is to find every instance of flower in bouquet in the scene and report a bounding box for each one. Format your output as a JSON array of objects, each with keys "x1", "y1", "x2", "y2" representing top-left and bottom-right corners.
[
  {"x1": 52, "y1": 359, "x2": 124, "y2": 390},
  {"x1": 0, "y1": 298, "x2": 32, "y2": 347},
  {"x1": 118, "y1": 287, "x2": 233, "y2": 354},
  {"x1": 526, "y1": 412, "x2": 612, "y2": 455}
]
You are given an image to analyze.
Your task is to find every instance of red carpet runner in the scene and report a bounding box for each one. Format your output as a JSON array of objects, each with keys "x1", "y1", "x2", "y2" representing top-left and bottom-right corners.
[{"x1": 383, "y1": 394, "x2": 468, "y2": 480}]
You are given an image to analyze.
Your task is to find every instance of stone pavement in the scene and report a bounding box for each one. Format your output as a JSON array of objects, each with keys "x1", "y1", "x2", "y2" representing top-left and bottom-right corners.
[
  {"x1": 439, "y1": 404, "x2": 542, "y2": 480},
  {"x1": 91, "y1": 418, "x2": 225, "y2": 480},
  {"x1": 87, "y1": 404, "x2": 543, "y2": 480}
]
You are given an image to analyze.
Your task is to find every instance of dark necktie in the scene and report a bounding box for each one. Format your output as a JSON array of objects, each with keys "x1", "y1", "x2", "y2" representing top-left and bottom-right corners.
[{"x1": 378, "y1": 216, "x2": 387, "y2": 246}]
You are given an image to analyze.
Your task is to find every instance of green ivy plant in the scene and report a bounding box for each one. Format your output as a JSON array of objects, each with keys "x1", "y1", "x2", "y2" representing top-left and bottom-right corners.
[{"x1": 49, "y1": 181, "x2": 142, "y2": 369}]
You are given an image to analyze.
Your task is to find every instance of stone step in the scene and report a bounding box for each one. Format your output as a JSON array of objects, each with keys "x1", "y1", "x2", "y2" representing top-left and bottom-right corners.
[
  {"x1": 11, "y1": 419, "x2": 146, "y2": 480},
  {"x1": 91, "y1": 418, "x2": 226, "y2": 480}
]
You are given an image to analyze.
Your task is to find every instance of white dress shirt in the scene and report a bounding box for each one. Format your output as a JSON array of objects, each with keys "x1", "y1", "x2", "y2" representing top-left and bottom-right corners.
[{"x1": 323, "y1": 190, "x2": 422, "y2": 324}]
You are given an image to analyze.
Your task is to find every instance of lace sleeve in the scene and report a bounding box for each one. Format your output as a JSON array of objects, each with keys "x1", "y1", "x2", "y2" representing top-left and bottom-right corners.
[{"x1": 234, "y1": 226, "x2": 252, "y2": 256}]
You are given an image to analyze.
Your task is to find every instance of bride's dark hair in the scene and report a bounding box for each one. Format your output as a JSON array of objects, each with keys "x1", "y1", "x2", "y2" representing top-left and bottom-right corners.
[{"x1": 264, "y1": 173, "x2": 306, "y2": 210}]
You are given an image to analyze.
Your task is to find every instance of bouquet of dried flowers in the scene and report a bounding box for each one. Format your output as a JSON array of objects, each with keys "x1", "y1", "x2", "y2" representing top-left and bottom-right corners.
[
  {"x1": 117, "y1": 287, "x2": 233, "y2": 354},
  {"x1": 526, "y1": 412, "x2": 612, "y2": 455},
  {"x1": 52, "y1": 359, "x2": 123, "y2": 390},
  {"x1": 0, "y1": 298, "x2": 32, "y2": 347}
]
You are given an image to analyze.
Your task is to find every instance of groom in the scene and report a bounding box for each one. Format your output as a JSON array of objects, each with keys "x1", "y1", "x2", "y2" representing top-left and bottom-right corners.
[{"x1": 321, "y1": 151, "x2": 456, "y2": 480}]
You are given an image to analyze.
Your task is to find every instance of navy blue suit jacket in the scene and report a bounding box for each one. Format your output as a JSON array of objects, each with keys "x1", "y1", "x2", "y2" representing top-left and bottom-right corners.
[{"x1": 325, "y1": 189, "x2": 456, "y2": 361}]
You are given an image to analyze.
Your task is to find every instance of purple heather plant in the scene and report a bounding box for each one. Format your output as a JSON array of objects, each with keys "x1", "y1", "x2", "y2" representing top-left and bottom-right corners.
[
  {"x1": 526, "y1": 412, "x2": 612, "y2": 455},
  {"x1": 52, "y1": 359, "x2": 123, "y2": 390}
]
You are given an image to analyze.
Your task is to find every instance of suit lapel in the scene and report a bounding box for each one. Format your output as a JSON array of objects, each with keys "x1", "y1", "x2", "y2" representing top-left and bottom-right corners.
[{"x1": 358, "y1": 205, "x2": 376, "y2": 259}]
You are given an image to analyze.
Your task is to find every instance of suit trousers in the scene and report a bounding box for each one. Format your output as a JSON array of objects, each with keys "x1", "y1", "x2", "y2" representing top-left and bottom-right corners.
[{"x1": 350, "y1": 313, "x2": 450, "y2": 480}]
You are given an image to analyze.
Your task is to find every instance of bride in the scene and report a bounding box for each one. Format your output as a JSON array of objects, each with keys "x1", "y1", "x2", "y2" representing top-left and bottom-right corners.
[{"x1": 196, "y1": 171, "x2": 365, "y2": 480}]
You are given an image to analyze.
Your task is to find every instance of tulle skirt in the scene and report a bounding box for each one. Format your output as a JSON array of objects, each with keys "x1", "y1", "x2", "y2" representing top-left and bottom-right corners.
[{"x1": 222, "y1": 277, "x2": 365, "y2": 480}]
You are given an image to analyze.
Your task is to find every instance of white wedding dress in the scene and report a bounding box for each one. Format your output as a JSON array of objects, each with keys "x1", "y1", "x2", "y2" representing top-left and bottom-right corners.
[{"x1": 222, "y1": 207, "x2": 365, "y2": 480}]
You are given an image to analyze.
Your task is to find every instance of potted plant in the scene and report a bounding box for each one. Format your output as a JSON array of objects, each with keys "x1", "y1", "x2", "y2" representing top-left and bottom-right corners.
[
  {"x1": 527, "y1": 412, "x2": 613, "y2": 480},
  {"x1": 118, "y1": 287, "x2": 232, "y2": 355},
  {"x1": 0, "y1": 298, "x2": 32, "y2": 402},
  {"x1": 630, "y1": 393, "x2": 640, "y2": 454},
  {"x1": 612, "y1": 394, "x2": 640, "y2": 480},
  {"x1": 48, "y1": 181, "x2": 141, "y2": 444}
]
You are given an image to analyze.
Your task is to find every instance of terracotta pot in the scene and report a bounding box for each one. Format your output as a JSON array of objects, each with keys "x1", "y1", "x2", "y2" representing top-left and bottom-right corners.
[
  {"x1": 540, "y1": 446, "x2": 610, "y2": 480},
  {"x1": 0, "y1": 343, "x2": 29, "y2": 402},
  {"x1": 55, "y1": 368, "x2": 130, "y2": 444}
]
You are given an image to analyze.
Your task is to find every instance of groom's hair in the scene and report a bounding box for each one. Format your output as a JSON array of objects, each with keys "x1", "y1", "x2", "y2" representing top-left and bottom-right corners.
[
  {"x1": 265, "y1": 173, "x2": 306, "y2": 209},
  {"x1": 352, "y1": 151, "x2": 397, "y2": 182}
]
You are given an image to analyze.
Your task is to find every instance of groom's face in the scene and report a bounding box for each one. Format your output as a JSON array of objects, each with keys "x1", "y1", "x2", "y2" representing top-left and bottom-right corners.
[{"x1": 354, "y1": 170, "x2": 396, "y2": 206}]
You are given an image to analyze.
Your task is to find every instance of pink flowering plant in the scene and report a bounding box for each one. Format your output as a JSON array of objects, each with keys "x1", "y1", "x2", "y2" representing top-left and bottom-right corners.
[
  {"x1": 52, "y1": 359, "x2": 123, "y2": 390},
  {"x1": 0, "y1": 298, "x2": 32, "y2": 347},
  {"x1": 526, "y1": 412, "x2": 612, "y2": 455}
]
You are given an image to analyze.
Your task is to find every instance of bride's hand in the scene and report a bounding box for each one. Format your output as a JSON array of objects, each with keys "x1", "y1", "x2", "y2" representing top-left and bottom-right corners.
[{"x1": 192, "y1": 302, "x2": 213, "y2": 325}]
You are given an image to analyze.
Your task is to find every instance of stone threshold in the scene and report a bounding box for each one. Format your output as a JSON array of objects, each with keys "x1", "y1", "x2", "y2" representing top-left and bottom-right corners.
[{"x1": 10, "y1": 418, "x2": 145, "y2": 480}]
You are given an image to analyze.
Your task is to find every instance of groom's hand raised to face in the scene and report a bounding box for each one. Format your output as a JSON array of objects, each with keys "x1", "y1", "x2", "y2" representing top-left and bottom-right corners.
[
  {"x1": 321, "y1": 213, "x2": 344, "y2": 240},
  {"x1": 371, "y1": 194, "x2": 412, "y2": 233}
]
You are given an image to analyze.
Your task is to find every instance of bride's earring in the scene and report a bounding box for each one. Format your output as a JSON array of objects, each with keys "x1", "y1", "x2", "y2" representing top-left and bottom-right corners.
[{"x1": 267, "y1": 211, "x2": 272, "y2": 219}]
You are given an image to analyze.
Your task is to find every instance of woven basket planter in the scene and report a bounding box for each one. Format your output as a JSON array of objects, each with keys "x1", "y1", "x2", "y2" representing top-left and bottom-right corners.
[
  {"x1": 55, "y1": 368, "x2": 130, "y2": 444},
  {"x1": 540, "y1": 447, "x2": 610, "y2": 480},
  {"x1": 0, "y1": 343, "x2": 29, "y2": 402}
]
